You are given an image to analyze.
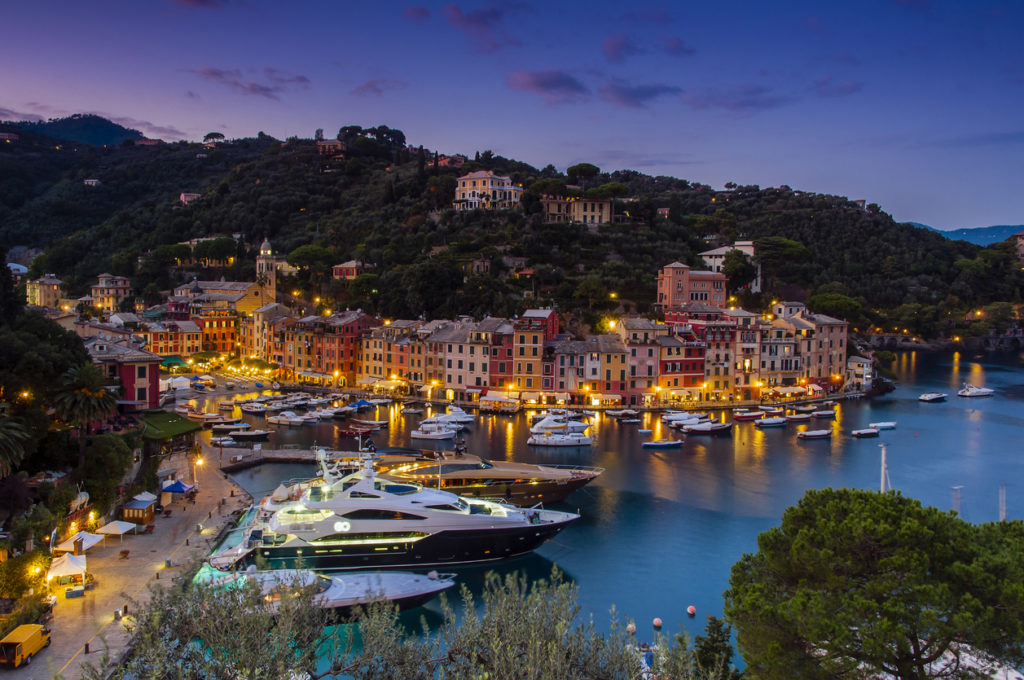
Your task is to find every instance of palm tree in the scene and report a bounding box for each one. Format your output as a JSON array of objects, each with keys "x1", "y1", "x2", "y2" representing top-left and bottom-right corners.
[
  {"x1": 52, "y1": 363, "x2": 117, "y2": 469},
  {"x1": 0, "y1": 413, "x2": 29, "y2": 478}
]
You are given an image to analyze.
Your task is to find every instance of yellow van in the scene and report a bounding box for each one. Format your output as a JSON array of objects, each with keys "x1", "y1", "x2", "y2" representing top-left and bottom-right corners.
[{"x1": 0, "y1": 624, "x2": 51, "y2": 668}]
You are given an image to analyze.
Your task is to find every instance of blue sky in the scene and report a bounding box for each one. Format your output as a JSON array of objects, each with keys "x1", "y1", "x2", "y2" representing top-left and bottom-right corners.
[{"x1": 2, "y1": 0, "x2": 1022, "y2": 230}]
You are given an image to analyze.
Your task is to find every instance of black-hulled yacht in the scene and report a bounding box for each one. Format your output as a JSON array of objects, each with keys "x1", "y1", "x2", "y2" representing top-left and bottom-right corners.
[{"x1": 209, "y1": 450, "x2": 579, "y2": 572}]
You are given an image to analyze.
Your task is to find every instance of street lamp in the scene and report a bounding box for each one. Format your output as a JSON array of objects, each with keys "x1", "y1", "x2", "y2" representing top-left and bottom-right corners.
[{"x1": 192, "y1": 456, "x2": 204, "y2": 485}]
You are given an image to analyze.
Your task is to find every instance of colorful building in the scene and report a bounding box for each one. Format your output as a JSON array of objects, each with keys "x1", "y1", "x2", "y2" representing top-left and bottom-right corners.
[
  {"x1": 453, "y1": 170, "x2": 523, "y2": 211},
  {"x1": 656, "y1": 262, "x2": 727, "y2": 310}
]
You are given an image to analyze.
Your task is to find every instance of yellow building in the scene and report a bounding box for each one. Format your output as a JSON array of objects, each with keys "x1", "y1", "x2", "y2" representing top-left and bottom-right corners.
[
  {"x1": 453, "y1": 170, "x2": 523, "y2": 211},
  {"x1": 26, "y1": 275, "x2": 63, "y2": 309}
]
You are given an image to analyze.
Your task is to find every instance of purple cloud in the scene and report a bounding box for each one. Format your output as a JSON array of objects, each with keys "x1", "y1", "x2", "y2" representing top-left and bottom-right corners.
[
  {"x1": 600, "y1": 80, "x2": 682, "y2": 108},
  {"x1": 443, "y1": 3, "x2": 522, "y2": 51},
  {"x1": 404, "y1": 6, "x2": 430, "y2": 22},
  {"x1": 0, "y1": 106, "x2": 44, "y2": 122},
  {"x1": 602, "y1": 34, "x2": 641, "y2": 63},
  {"x1": 663, "y1": 36, "x2": 695, "y2": 57},
  {"x1": 812, "y1": 75, "x2": 863, "y2": 97},
  {"x1": 351, "y1": 79, "x2": 409, "y2": 97},
  {"x1": 188, "y1": 66, "x2": 310, "y2": 100},
  {"x1": 681, "y1": 85, "x2": 793, "y2": 113},
  {"x1": 101, "y1": 114, "x2": 187, "y2": 139},
  {"x1": 506, "y1": 70, "x2": 589, "y2": 104},
  {"x1": 172, "y1": 0, "x2": 229, "y2": 8}
]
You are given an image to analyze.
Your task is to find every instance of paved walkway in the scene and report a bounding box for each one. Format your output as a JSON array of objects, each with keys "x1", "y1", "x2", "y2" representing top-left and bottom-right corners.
[{"x1": 10, "y1": 442, "x2": 252, "y2": 680}]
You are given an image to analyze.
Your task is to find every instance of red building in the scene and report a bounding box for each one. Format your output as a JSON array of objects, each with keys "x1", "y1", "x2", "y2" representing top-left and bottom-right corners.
[
  {"x1": 83, "y1": 337, "x2": 161, "y2": 412},
  {"x1": 279, "y1": 311, "x2": 380, "y2": 387},
  {"x1": 331, "y1": 260, "x2": 368, "y2": 280}
]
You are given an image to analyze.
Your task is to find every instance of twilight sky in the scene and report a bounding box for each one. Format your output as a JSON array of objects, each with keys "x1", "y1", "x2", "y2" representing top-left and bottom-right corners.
[{"x1": 2, "y1": 0, "x2": 1022, "y2": 230}]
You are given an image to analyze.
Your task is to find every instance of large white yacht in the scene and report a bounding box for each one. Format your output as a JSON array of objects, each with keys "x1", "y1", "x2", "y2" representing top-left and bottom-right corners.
[{"x1": 209, "y1": 451, "x2": 578, "y2": 572}]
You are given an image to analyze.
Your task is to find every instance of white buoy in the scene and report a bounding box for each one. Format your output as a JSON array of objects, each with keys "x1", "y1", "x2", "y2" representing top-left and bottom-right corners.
[
  {"x1": 653, "y1": 617, "x2": 663, "y2": 628},
  {"x1": 626, "y1": 623, "x2": 636, "y2": 635}
]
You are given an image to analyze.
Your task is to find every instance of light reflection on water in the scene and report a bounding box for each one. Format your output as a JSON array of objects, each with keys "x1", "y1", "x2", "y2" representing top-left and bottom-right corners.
[{"x1": 194, "y1": 351, "x2": 1024, "y2": 635}]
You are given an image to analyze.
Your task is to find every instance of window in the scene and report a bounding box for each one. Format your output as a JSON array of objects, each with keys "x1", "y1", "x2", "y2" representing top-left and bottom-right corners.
[
  {"x1": 136, "y1": 387, "x2": 147, "y2": 402},
  {"x1": 137, "y1": 365, "x2": 147, "y2": 378}
]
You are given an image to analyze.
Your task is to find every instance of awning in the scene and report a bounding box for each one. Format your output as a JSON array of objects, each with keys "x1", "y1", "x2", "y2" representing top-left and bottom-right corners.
[
  {"x1": 418, "y1": 384, "x2": 433, "y2": 392},
  {"x1": 47, "y1": 553, "x2": 87, "y2": 580},
  {"x1": 480, "y1": 394, "x2": 514, "y2": 402},
  {"x1": 466, "y1": 388, "x2": 481, "y2": 394},
  {"x1": 162, "y1": 480, "x2": 196, "y2": 494},
  {"x1": 590, "y1": 393, "x2": 622, "y2": 402},
  {"x1": 772, "y1": 386, "x2": 806, "y2": 395},
  {"x1": 133, "y1": 491, "x2": 158, "y2": 502},
  {"x1": 806, "y1": 383, "x2": 825, "y2": 393},
  {"x1": 356, "y1": 377, "x2": 376, "y2": 386},
  {"x1": 374, "y1": 380, "x2": 405, "y2": 389},
  {"x1": 521, "y1": 392, "x2": 540, "y2": 401},
  {"x1": 54, "y1": 531, "x2": 105, "y2": 554},
  {"x1": 161, "y1": 356, "x2": 186, "y2": 367}
]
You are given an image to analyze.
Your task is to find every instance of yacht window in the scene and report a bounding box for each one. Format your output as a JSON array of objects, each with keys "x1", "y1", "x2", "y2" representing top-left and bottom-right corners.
[
  {"x1": 349, "y1": 491, "x2": 381, "y2": 499},
  {"x1": 341, "y1": 509, "x2": 426, "y2": 520},
  {"x1": 425, "y1": 504, "x2": 463, "y2": 512},
  {"x1": 374, "y1": 481, "x2": 419, "y2": 495}
]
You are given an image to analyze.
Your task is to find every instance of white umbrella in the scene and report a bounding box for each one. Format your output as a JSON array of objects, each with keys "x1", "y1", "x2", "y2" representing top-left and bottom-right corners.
[
  {"x1": 97, "y1": 520, "x2": 138, "y2": 544},
  {"x1": 133, "y1": 491, "x2": 158, "y2": 502}
]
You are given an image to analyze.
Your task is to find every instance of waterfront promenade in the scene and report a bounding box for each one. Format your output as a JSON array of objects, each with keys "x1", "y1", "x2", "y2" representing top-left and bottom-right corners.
[{"x1": 10, "y1": 443, "x2": 252, "y2": 680}]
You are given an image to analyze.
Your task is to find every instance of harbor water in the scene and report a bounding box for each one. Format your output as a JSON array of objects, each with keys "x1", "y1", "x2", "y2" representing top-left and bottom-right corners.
[{"x1": 188, "y1": 350, "x2": 1024, "y2": 636}]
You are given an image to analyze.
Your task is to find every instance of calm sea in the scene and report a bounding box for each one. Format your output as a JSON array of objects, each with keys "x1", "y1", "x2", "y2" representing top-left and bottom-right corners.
[{"x1": 188, "y1": 350, "x2": 1024, "y2": 637}]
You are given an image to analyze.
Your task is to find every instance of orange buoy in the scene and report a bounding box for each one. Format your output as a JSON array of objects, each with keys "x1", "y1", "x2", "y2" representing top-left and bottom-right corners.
[
  {"x1": 687, "y1": 605, "x2": 696, "y2": 617},
  {"x1": 653, "y1": 617, "x2": 663, "y2": 628}
]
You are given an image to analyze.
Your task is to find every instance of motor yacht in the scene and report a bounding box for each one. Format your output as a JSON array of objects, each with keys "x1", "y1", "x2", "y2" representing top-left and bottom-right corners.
[
  {"x1": 526, "y1": 432, "x2": 593, "y2": 447},
  {"x1": 410, "y1": 423, "x2": 459, "y2": 440},
  {"x1": 330, "y1": 443, "x2": 603, "y2": 506},
  {"x1": 208, "y1": 452, "x2": 579, "y2": 571},
  {"x1": 869, "y1": 421, "x2": 897, "y2": 430},
  {"x1": 958, "y1": 383, "x2": 994, "y2": 398},
  {"x1": 797, "y1": 429, "x2": 832, "y2": 440},
  {"x1": 195, "y1": 565, "x2": 456, "y2": 615},
  {"x1": 851, "y1": 428, "x2": 880, "y2": 438},
  {"x1": 240, "y1": 403, "x2": 268, "y2": 415},
  {"x1": 267, "y1": 411, "x2": 315, "y2": 426},
  {"x1": 918, "y1": 392, "x2": 948, "y2": 402},
  {"x1": 529, "y1": 415, "x2": 589, "y2": 434}
]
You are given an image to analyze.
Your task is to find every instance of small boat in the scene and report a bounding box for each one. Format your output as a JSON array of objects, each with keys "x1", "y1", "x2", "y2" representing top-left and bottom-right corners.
[
  {"x1": 682, "y1": 421, "x2": 733, "y2": 435},
  {"x1": 958, "y1": 383, "x2": 994, "y2": 398},
  {"x1": 267, "y1": 411, "x2": 315, "y2": 426},
  {"x1": 758, "y1": 405, "x2": 783, "y2": 414},
  {"x1": 191, "y1": 383, "x2": 206, "y2": 392},
  {"x1": 352, "y1": 418, "x2": 388, "y2": 428},
  {"x1": 637, "y1": 428, "x2": 652, "y2": 434},
  {"x1": 797, "y1": 429, "x2": 832, "y2": 440},
  {"x1": 186, "y1": 411, "x2": 224, "y2": 425},
  {"x1": 229, "y1": 429, "x2": 271, "y2": 440},
  {"x1": 337, "y1": 427, "x2": 375, "y2": 438},
  {"x1": 401, "y1": 407, "x2": 423, "y2": 415},
  {"x1": 254, "y1": 382, "x2": 264, "y2": 389},
  {"x1": 240, "y1": 403, "x2": 267, "y2": 415},
  {"x1": 410, "y1": 423, "x2": 458, "y2": 440},
  {"x1": 530, "y1": 415, "x2": 589, "y2": 434},
  {"x1": 218, "y1": 401, "x2": 235, "y2": 411},
  {"x1": 619, "y1": 418, "x2": 641, "y2": 424},
  {"x1": 211, "y1": 419, "x2": 244, "y2": 432},
  {"x1": 607, "y1": 409, "x2": 638, "y2": 417},
  {"x1": 852, "y1": 428, "x2": 880, "y2": 438},
  {"x1": 791, "y1": 405, "x2": 817, "y2": 413},
  {"x1": 918, "y1": 392, "x2": 947, "y2": 402},
  {"x1": 733, "y1": 410, "x2": 764, "y2": 421},
  {"x1": 755, "y1": 417, "x2": 787, "y2": 428},
  {"x1": 210, "y1": 437, "x2": 237, "y2": 447},
  {"x1": 270, "y1": 382, "x2": 280, "y2": 389},
  {"x1": 785, "y1": 413, "x2": 813, "y2": 422},
  {"x1": 812, "y1": 410, "x2": 836, "y2": 418},
  {"x1": 642, "y1": 438, "x2": 684, "y2": 448},
  {"x1": 527, "y1": 432, "x2": 593, "y2": 447},
  {"x1": 869, "y1": 421, "x2": 897, "y2": 430}
]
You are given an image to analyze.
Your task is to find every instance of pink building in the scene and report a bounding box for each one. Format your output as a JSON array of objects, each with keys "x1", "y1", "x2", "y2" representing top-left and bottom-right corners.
[
  {"x1": 83, "y1": 337, "x2": 161, "y2": 412},
  {"x1": 332, "y1": 260, "x2": 368, "y2": 280},
  {"x1": 656, "y1": 262, "x2": 727, "y2": 310}
]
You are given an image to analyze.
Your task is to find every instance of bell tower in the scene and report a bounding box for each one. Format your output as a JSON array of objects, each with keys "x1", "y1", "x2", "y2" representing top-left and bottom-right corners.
[{"x1": 255, "y1": 238, "x2": 277, "y2": 303}]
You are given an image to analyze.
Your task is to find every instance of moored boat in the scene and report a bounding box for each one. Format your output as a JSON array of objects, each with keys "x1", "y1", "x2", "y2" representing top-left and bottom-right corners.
[
  {"x1": 869, "y1": 421, "x2": 897, "y2": 430},
  {"x1": 228, "y1": 429, "x2": 271, "y2": 441},
  {"x1": 733, "y1": 410, "x2": 764, "y2": 421},
  {"x1": 210, "y1": 437, "x2": 238, "y2": 447},
  {"x1": 797, "y1": 429, "x2": 832, "y2": 440},
  {"x1": 527, "y1": 432, "x2": 593, "y2": 447},
  {"x1": 755, "y1": 417, "x2": 787, "y2": 428},
  {"x1": 851, "y1": 428, "x2": 879, "y2": 438},
  {"x1": 681, "y1": 421, "x2": 732, "y2": 435},
  {"x1": 918, "y1": 392, "x2": 947, "y2": 402},
  {"x1": 812, "y1": 410, "x2": 836, "y2": 418},
  {"x1": 641, "y1": 438, "x2": 684, "y2": 448},
  {"x1": 196, "y1": 566, "x2": 457, "y2": 615},
  {"x1": 785, "y1": 413, "x2": 813, "y2": 422},
  {"x1": 410, "y1": 423, "x2": 458, "y2": 440},
  {"x1": 208, "y1": 452, "x2": 579, "y2": 572}
]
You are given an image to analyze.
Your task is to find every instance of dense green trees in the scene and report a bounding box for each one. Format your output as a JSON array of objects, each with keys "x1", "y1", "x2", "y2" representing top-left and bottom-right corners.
[
  {"x1": 84, "y1": 568, "x2": 741, "y2": 680},
  {"x1": 725, "y1": 488, "x2": 1024, "y2": 680},
  {"x1": 52, "y1": 363, "x2": 117, "y2": 469}
]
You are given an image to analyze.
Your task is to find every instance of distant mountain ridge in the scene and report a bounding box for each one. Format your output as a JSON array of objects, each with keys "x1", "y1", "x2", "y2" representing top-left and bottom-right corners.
[
  {"x1": 912, "y1": 222, "x2": 1023, "y2": 246},
  {"x1": 8, "y1": 113, "x2": 144, "y2": 146}
]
